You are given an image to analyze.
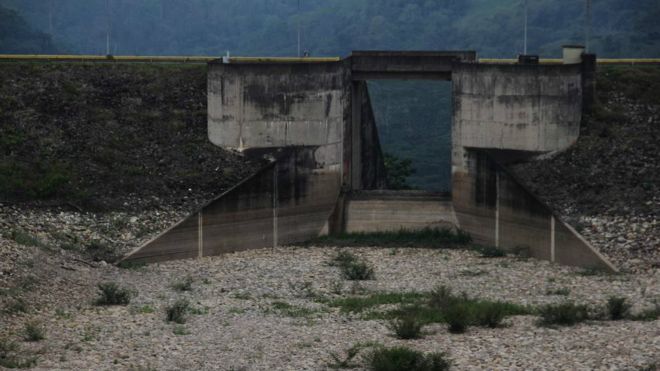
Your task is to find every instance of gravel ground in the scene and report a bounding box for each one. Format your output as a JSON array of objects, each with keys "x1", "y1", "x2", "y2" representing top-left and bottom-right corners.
[{"x1": 1, "y1": 246, "x2": 658, "y2": 370}]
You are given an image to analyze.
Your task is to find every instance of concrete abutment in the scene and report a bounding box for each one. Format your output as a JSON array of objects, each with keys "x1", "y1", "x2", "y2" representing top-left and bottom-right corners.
[{"x1": 123, "y1": 51, "x2": 614, "y2": 272}]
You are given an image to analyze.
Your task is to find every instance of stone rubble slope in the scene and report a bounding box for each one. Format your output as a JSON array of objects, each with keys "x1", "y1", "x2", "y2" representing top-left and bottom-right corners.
[{"x1": 511, "y1": 66, "x2": 660, "y2": 273}]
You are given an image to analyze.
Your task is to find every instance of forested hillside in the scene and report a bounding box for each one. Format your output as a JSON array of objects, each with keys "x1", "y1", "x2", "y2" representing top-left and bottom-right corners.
[
  {"x1": 0, "y1": 5, "x2": 59, "y2": 54},
  {"x1": 1, "y1": 0, "x2": 659, "y2": 58}
]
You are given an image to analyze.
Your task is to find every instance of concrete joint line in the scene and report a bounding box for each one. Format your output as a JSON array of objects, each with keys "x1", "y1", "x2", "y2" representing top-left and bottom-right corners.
[
  {"x1": 198, "y1": 212, "x2": 203, "y2": 259},
  {"x1": 273, "y1": 163, "x2": 279, "y2": 249},
  {"x1": 550, "y1": 215, "x2": 556, "y2": 262},
  {"x1": 495, "y1": 171, "x2": 500, "y2": 248}
]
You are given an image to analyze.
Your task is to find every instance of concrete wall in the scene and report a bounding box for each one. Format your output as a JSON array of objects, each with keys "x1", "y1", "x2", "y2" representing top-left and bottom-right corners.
[
  {"x1": 208, "y1": 61, "x2": 348, "y2": 151},
  {"x1": 124, "y1": 147, "x2": 341, "y2": 263},
  {"x1": 452, "y1": 63, "x2": 583, "y2": 172},
  {"x1": 451, "y1": 62, "x2": 615, "y2": 271},
  {"x1": 345, "y1": 191, "x2": 456, "y2": 233},
  {"x1": 452, "y1": 150, "x2": 615, "y2": 272}
]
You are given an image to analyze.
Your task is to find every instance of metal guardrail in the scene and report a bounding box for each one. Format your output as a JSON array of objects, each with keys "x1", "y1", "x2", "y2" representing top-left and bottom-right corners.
[
  {"x1": 478, "y1": 58, "x2": 660, "y2": 65},
  {"x1": 0, "y1": 54, "x2": 658, "y2": 65},
  {"x1": 0, "y1": 54, "x2": 341, "y2": 64}
]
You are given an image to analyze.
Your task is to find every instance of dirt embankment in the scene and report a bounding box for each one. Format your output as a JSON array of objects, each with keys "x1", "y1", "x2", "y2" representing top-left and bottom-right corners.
[{"x1": 511, "y1": 66, "x2": 660, "y2": 272}]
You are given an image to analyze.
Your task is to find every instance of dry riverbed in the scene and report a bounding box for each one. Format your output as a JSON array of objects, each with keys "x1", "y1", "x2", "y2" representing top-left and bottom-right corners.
[{"x1": 1, "y1": 245, "x2": 659, "y2": 370}]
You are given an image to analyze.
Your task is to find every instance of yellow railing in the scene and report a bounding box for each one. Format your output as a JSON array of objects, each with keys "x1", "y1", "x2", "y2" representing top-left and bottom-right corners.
[
  {"x1": 0, "y1": 54, "x2": 340, "y2": 64},
  {"x1": 0, "y1": 54, "x2": 658, "y2": 65},
  {"x1": 479, "y1": 58, "x2": 660, "y2": 65}
]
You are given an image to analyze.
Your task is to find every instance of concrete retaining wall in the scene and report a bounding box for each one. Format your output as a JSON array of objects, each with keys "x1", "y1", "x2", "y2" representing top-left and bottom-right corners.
[
  {"x1": 453, "y1": 150, "x2": 615, "y2": 272},
  {"x1": 124, "y1": 146, "x2": 341, "y2": 263},
  {"x1": 345, "y1": 191, "x2": 456, "y2": 233}
]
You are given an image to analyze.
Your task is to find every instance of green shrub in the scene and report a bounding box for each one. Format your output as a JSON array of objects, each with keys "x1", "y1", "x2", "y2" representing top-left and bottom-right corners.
[
  {"x1": 9, "y1": 230, "x2": 45, "y2": 249},
  {"x1": 473, "y1": 302, "x2": 506, "y2": 328},
  {"x1": 23, "y1": 321, "x2": 45, "y2": 342},
  {"x1": 607, "y1": 296, "x2": 631, "y2": 320},
  {"x1": 171, "y1": 276, "x2": 194, "y2": 292},
  {"x1": 86, "y1": 240, "x2": 119, "y2": 262},
  {"x1": 341, "y1": 260, "x2": 375, "y2": 281},
  {"x1": 475, "y1": 245, "x2": 505, "y2": 258},
  {"x1": 444, "y1": 302, "x2": 471, "y2": 334},
  {"x1": 538, "y1": 302, "x2": 589, "y2": 326},
  {"x1": 95, "y1": 282, "x2": 132, "y2": 306},
  {"x1": 166, "y1": 299, "x2": 190, "y2": 324},
  {"x1": 428, "y1": 286, "x2": 461, "y2": 311},
  {"x1": 368, "y1": 346, "x2": 450, "y2": 371},
  {"x1": 389, "y1": 312, "x2": 424, "y2": 339},
  {"x1": 329, "y1": 250, "x2": 358, "y2": 267},
  {"x1": 4, "y1": 298, "x2": 29, "y2": 314},
  {"x1": 0, "y1": 339, "x2": 37, "y2": 368}
]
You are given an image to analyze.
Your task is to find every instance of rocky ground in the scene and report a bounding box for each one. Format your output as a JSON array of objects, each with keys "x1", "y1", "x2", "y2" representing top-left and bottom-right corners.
[
  {"x1": 511, "y1": 66, "x2": 660, "y2": 273},
  {"x1": 1, "y1": 246, "x2": 658, "y2": 370},
  {"x1": 0, "y1": 62, "x2": 259, "y2": 211}
]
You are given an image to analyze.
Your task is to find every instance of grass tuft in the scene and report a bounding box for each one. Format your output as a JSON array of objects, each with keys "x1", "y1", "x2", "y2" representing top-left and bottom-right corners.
[
  {"x1": 538, "y1": 302, "x2": 589, "y2": 327},
  {"x1": 367, "y1": 346, "x2": 451, "y2": 371},
  {"x1": 389, "y1": 311, "x2": 424, "y2": 339},
  {"x1": 165, "y1": 299, "x2": 190, "y2": 324},
  {"x1": 171, "y1": 276, "x2": 194, "y2": 292},
  {"x1": 23, "y1": 321, "x2": 45, "y2": 342},
  {"x1": 94, "y1": 282, "x2": 132, "y2": 306},
  {"x1": 606, "y1": 296, "x2": 631, "y2": 320}
]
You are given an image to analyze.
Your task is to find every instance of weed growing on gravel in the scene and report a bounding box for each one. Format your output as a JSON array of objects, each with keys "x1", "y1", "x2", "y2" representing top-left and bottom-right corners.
[
  {"x1": 327, "y1": 342, "x2": 382, "y2": 369},
  {"x1": 328, "y1": 251, "x2": 375, "y2": 280},
  {"x1": 269, "y1": 301, "x2": 318, "y2": 318},
  {"x1": 231, "y1": 292, "x2": 252, "y2": 300},
  {"x1": 630, "y1": 301, "x2": 660, "y2": 321},
  {"x1": 9, "y1": 229, "x2": 46, "y2": 249},
  {"x1": 443, "y1": 302, "x2": 471, "y2": 333},
  {"x1": 538, "y1": 302, "x2": 589, "y2": 326},
  {"x1": 117, "y1": 261, "x2": 147, "y2": 270},
  {"x1": 389, "y1": 312, "x2": 425, "y2": 339},
  {"x1": 86, "y1": 240, "x2": 119, "y2": 262},
  {"x1": 367, "y1": 346, "x2": 451, "y2": 371},
  {"x1": 55, "y1": 308, "x2": 73, "y2": 319},
  {"x1": 546, "y1": 288, "x2": 571, "y2": 296},
  {"x1": 166, "y1": 299, "x2": 190, "y2": 324},
  {"x1": 4, "y1": 297, "x2": 29, "y2": 314},
  {"x1": 0, "y1": 339, "x2": 37, "y2": 368},
  {"x1": 329, "y1": 250, "x2": 359, "y2": 267},
  {"x1": 134, "y1": 305, "x2": 155, "y2": 314},
  {"x1": 341, "y1": 260, "x2": 375, "y2": 281},
  {"x1": 474, "y1": 245, "x2": 506, "y2": 258},
  {"x1": 329, "y1": 292, "x2": 427, "y2": 314},
  {"x1": 458, "y1": 269, "x2": 487, "y2": 277},
  {"x1": 23, "y1": 321, "x2": 45, "y2": 342},
  {"x1": 171, "y1": 276, "x2": 194, "y2": 292},
  {"x1": 575, "y1": 267, "x2": 609, "y2": 276},
  {"x1": 94, "y1": 282, "x2": 132, "y2": 306},
  {"x1": 172, "y1": 325, "x2": 188, "y2": 336},
  {"x1": 607, "y1": 296, "x2": 631, "y2": 320}
]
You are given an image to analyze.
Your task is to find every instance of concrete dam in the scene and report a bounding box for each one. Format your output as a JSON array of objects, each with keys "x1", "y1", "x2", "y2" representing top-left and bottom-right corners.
[{"x1": 124, "y1": 50, "x2": 615, "y2": 272}]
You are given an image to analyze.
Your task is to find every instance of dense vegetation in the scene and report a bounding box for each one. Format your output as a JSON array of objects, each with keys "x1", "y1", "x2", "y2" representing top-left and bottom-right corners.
[
  {"x1": 0, "y1": 6, "x2": 58, "y2": 54},
  {"x1": 2, "y1": 0, "x2": 659, "y2": 58}
]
